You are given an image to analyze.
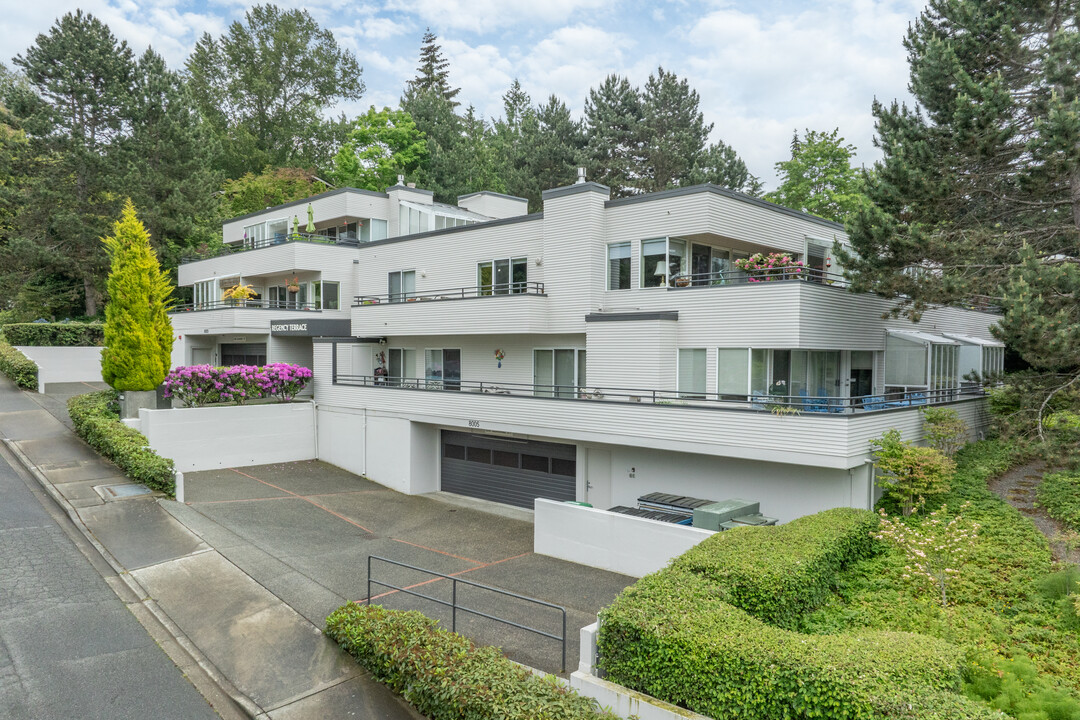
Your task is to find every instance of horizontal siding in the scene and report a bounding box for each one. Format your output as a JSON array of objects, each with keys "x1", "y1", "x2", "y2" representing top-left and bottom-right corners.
[
  {"x1": 179, "y1": 243, "x2": 360, "y2": 287},
  {"x1": 351, "y1": 294, "x2": 550, "y2": 336},
  {"x1": 586, "y1": 320, "x2": 677, "y2": 391},
  {"x1": 223, "y1": 193, "x2": 353, "y2": 243},
  {"x1": 542, "y1": 191, "x2": 607, "y2": 332}
]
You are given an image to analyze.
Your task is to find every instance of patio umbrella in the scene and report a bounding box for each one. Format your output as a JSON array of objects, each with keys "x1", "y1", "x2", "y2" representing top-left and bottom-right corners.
[
  {"x1": 292, "y1": 215, "x2": 299, "y2": 234},
  {"x1": 305, "y1": 203, "x2": 315, "y2": 232}
]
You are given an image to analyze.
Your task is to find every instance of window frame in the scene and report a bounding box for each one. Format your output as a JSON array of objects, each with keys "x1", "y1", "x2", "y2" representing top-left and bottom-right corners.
[
  {"x1": 677, "y1": 348, "x2": 708, "y2": 398},
  {"x1": 607, "y1": 242, "x2": 632, "y2": 290},
  {"x1": 532, "y1": 347, "x2": 586, "y2": 397},
  {"x1": 477, "y1": 256, "x2": 528, "y2": 295},
  {"x1": 388, "y1": 269, "x2": 416, "y2": 302}
]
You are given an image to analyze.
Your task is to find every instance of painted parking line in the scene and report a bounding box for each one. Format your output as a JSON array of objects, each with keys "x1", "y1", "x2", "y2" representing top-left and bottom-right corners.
[
  {"x1": 389, "y1": 538, "x2": 483, "y2": 566},
  {"x1": 189, "y1": 489, "x2": 382, "y2": 506},
  {"x1": 229, "y1": 468, "x2": 375, "y2": 535},
  {"x1": 362, "y1": 551, "x2": 532, "y2": 603}
]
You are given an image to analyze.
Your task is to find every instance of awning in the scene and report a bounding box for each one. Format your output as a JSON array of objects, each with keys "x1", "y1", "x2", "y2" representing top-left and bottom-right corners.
[
  {"x1": 886, "y1": 330, "x2": 960, "y2": 345},
  {"x1": 941, "y1": 332, "x2": 1005, "y2": 347}
]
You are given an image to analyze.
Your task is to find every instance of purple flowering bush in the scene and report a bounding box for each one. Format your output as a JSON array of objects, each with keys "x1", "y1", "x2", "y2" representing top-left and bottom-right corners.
[{"x1": 164, "y1": 363, "x2": 313, "y2": 407}]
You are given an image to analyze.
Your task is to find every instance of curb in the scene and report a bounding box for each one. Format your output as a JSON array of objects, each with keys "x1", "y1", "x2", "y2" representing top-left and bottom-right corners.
[{"x1": 1, "y1": 437, "x2": 261, "y2": 720}]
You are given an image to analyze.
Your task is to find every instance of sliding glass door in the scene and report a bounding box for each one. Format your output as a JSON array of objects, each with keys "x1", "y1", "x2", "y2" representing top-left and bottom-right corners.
[{"x1": 534, "y1": 349, "x2": 585, "y2": 397}]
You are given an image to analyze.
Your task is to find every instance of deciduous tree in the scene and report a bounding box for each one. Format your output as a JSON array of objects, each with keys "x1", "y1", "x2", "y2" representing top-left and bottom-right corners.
[
  {"x1": 331, "y1": 107, "x2": 427, "y2": 191},
  {"x1": 765, "y1": 129, "x2": 863, "y2": 222}
]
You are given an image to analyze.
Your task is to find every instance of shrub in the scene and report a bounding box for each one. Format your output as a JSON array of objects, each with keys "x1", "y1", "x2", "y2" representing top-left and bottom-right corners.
[
  {"x1": 872, "y1": 428, "x2": 955, "y2": 516},
  {"x1": 1, "y1": 322, "x2": 105, "y2": 346},
  {"x1": 922, "y1": 406, "x2": 969, "y2": 457},
  {"x1": 964, "y1": 654, "x2": 1080, "y2": 719},
  {"x1": 326, "y1": 603, "x2": 613, "y2": 720},
  {"x1": 1038, "y1": 472, "x2": 1080, "y2": 532},
  {"x1": 598, "y1": 570, "x2": 997, "y2": 720},
  {"x1": 670, "y1": 507, "x2": 879, "y2": 627},
  {"x1": 68, "y1": 390, "x2": 175, "y2": 496},
  {"x1": 0, "y1": 340, "x2": 38, "y2": 390},
  {"x1": 163, "y1": 363, "x2": 313, "y2": 406}
]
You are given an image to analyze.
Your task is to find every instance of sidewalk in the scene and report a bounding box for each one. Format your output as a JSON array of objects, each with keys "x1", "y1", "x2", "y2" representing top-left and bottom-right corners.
[{"x1": 0, "y1": 378, "x2": 422, "y2": 720}]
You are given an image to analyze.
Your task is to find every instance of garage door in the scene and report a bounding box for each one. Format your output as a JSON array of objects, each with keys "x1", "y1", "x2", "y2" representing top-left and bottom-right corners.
[{"x1": 441, "y1": 430, "x2": 576, "y2": 509}]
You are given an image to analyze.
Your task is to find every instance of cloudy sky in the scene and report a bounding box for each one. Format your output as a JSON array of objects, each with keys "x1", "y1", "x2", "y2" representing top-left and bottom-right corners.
[{"x1": 4, "y1": 0, "x2": 927, "y2": 188}]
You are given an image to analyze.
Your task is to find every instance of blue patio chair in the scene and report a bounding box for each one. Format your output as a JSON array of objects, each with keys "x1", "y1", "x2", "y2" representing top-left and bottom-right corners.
[
  {"x1": 909, "y1": 392, "x2": 927, "y2": 406},
  {"x1": 751, "y1": 390, "x2": 767, "y2": 410},
  {"x1": 801, "y1": 389, "x2": 827, "y2": 413},
  {"x1": 861, "y1": 395, "x2": 886, "y2": 411}
]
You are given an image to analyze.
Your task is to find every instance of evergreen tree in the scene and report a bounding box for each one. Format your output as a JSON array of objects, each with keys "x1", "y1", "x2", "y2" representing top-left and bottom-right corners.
[
  {"x1": 638, "y1": 67, "x2": 712, "y2": 193},
  {"x1": 447, "y1": 107, "x2": 505, "y2": 197},
  {"x1": 401, "y1": 85, "x2": 463, "y2": 203},
  {"x1": 492, "y1": 80, "x2": 541, "y2": 205},
  {"x1": 765, "y1": 129, "x2": 863, "y2": 223},
  {"x1": 407, "y1": 29, "x2": 460, "y2": 107},
  {"x1": 186, "y1": 4, "x2": 365, "y2": 178},
  {"x1": 531, "y1": 95, "x2": 585, "y2": 207},
  {"x1": 840, "y1": 0, "x2": 1080, "y2": 376},
  {"x1": 100, "y1": 200, "x2": 174, "y2": 391},
  {"x1": 125, "y1": 48, "x2": 220, "y2": 269},
  {"x1": 219, "y1": 167, "x2": 325, "y2": 219},
  {"x1": 11, "y1": 10, "x2": 136, "y2": 316},
  {"x1": 331, "y1": 107, "x2": 428, "y2": 191},
  {"x1": 687, "y1": 140, "x2": 762, "y2": 196},
  {"x1": 581, "y1": 74, "x2": 644, "y2": 197}
]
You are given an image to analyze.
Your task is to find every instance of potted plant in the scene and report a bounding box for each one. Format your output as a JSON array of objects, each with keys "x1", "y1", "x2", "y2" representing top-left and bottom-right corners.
[
  {"x1": 286, "y1": 276, "x2": 300, "y2": 293},
  {"x1": 222, "y1": 283, "x2": 256, "y2": 306},
  {"x1": 734, "y1": 252, "x2": 805, "y2": 282}
]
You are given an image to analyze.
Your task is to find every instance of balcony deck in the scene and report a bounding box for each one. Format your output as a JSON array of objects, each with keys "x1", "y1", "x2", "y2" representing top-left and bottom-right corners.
[
  {"x1": 351, "y1": 283, "x2": 549, "y2": 336},
  {"x1": 322, "y1": 372, "x2": 990, "y2": 469},
  {"x1": 177, "y1": 235, "x2": 360, "y2": 285},
  {"x1": 169, "y1": 301, "x2": 326, "y2": 333}
]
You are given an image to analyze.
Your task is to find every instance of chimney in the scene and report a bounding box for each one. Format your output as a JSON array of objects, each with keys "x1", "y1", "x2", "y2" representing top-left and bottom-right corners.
[
  {"x1": 397, "y1": 174, "x2": 405, "y2": 186},
  {"x1": 406, "y1": 182, "x2": 416, "y2": 188},
  {"x1": 575, "y1": 167, "x2": 586, "y2": 184}
]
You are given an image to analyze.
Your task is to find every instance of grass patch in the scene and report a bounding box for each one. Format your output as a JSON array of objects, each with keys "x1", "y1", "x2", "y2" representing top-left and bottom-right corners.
[
  {"x1": 1038, "y1": 472, "x2": 1080, "y2": 532},
  {"x1": 68, "y1": 390, "x2": 175, "y2": 496}
]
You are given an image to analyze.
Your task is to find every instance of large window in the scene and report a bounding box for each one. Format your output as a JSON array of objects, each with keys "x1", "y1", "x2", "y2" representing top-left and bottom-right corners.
[
  {"x1": 399, "y1": 204, "x2": 433, "y2": 235},
  {"x1": 641, "y1": 237, "x2": 688, "y2": 287},
  {"x1": 311, "y1": 281, "x2": 339, "y2": 310},
  {"x1": 885, "y1": 332, "x2": 958, "y2": 394},
  {"x1": 193, "y1": 279, "x2": 217, "y2": 309},
  {"x1": 362, "y1": 219, "x2": 388, "y2": 242},
  {"x1": 478, "y1": 258, "x2": 528, "y2": 294},
  {"x1": 716, "y1": 348, "x2": 749, "y2": 398},
  {"x1": 678, "y1": 349, "x2": 707, "y2": 398},
  {"x1": 425, "y1": 349, "x2": 461, "y2": 390},
  {"x1": 534, "y1": 349, "x2": 586, "y2": 397},
  {"x1": 608, "y1": 243, "x2": 631, "y2": 290},
  {"x1": 388, "y1": 270, "x2": 415, "y2": 302},
  {"x1": 982, "y1": 346, "x2": 1004, "y2": 378},
  {"x1": 388, "y1": 348, "x2": 415, "y2": 385},
  {"x1": 243, "y1": 223, "x2": 265, "y2": 247}
]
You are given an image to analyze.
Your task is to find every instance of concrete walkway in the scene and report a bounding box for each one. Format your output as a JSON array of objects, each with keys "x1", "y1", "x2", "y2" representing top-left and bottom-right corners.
[{"x1": 0, "y1": 378, "x2": 421, "y2": 720}]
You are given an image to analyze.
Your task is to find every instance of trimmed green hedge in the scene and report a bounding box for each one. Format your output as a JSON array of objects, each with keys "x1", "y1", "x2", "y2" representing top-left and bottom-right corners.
[
  {"x1": 1037, "y1": 472, "x2": 1080, "y2": 532},
  {"x1": 326, "y1": 603, "x2": 614, "y2": 720},
  {"x1": 598, "y1": 570, "x2": 998, "y2": 720},
  {"x1": 1, "y1": 322, "x2": 104, "y2": 346},
  {"x1": 670, "y1": 507, "x2": 880, "y2": 627},
  {"x1": 67, "y1": 391, "x2": 175, "y2": 496},
  {"x1": 0, "y1": 340, "x2": 38, "y2": 390}
]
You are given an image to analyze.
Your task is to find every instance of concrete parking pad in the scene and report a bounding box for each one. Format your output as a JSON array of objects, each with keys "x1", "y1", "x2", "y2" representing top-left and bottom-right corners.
[
  {"x1": 80, "y1": 497, "x2": 209, "y2": 570},
  {"x1": 266, "y1": 675, "x2": 425, "y2": 720}
]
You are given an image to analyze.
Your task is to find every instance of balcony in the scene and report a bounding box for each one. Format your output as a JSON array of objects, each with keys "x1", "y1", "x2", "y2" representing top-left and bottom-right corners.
[
  {"x1": 171, "y1": 300, "x2": 320, "y2": 313},
  {"x1": 177, "y1": 234, "x2": 360, "y2": 286},
  {"x1": 325, "y1": 372, "x2": 990, "y2": 469},
  {"x1": 350, "y1": 282, "x2": 549, "y2": 336},
  {"x1": 169, "y1": 299, "x2": 322, "y2": 333},
  {"x1": 181, "y1": 232, "x2": 358, "y2": 264}
]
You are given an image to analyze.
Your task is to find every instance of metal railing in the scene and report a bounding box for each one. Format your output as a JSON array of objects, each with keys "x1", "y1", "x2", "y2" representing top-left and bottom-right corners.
[
  {"x1": 334, "y1": 372, "x2": 984, "y2": 414},
  {"x1": 170, "y1": 299, "x2": 321, "y2": 313},
  {"x1": 366, "y1": 555, "x2": 567, "y2": 672},
  {"x1": 181, "y1": 232, "x2": 361, "y2": 264},
  {"x1": 666, "y1": 266, "x2": 848, "y2": 288},
  {"x1": 354, "y1": 281, "x2": 546, "y2": 306}
]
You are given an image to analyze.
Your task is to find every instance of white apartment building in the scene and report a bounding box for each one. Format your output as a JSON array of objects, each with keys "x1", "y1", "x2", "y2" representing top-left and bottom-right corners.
[{"x1": 171, "y1": 178, "x2": 1003, "y2": 522}]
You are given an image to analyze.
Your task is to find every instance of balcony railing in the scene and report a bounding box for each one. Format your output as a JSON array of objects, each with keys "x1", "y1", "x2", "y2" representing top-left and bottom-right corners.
[
  {"x1": 332, "y1": 373, "x2": 984, "y2": 414},
  {"x1": 170, "y1": 300, "x2": 321, "y2": 313},
  {"x1": 180, "y1": 232, "x2": 360, "y2": 264},
  {"x1": 353, "y1": 282, "x2": 546, "y2": 306},
  {"x1": 666, "y1": 267, "x2": 848, "y2": 288}
]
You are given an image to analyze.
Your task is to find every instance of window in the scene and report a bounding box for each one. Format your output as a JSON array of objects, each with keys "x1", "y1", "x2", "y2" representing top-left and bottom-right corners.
[
  {"x1": 443, "y1": 444, "x2": 465, "y2": 460},
  {"x1": 534, "y1": 349, "x2": 585, "y2": 397},
  {"x1": 425, "y1": 349, "x2": 461, "y2": 390},
  {"x1": 220, "y1": 343, "x2": 266, "y2": 366},
  {"x1": 478, "y1": 258, "x2": 528, "y2": 295},
  {"x1": 361, "y1": 219, "x2": 388, "y2": 242},
  {"x1": 550, "y1": 458, "x2": 576, "y2": 477},
  {"x1": 193, "y1": 279, "x2": 217, "y2": 309},
  {"x1": 982, "y1": 346, "x2": 1004, "y2": 378},
  {"x1": 388, "y1": 270, "x2": 415, "y2": 302},
  {"x1": 493, "y1": 451, "x2": 519, "y2": 468},
  {"x1": 311, "y1": 281, "x2": 339, "y2": 310},
  {"x1": 243, "y1": 223, "x2": 265, "y2": 248},
  {"x1": 678, "y1": 349, "x2": 707, "y2": 398},
  {"x1": 717, "y1": 348, "x2": 749, "y2": 398},
  {"x1": 608, "y1": 243, "x2": 631, "y2": 290},
  {"x1": 466, "y1": 447, "x2": 491, "y2": 463},
  {"x1": 388, "y1": 348, "x2": 415, "y2": 385},
  {"x1": 640, "y1": 237, "x2": 689, "y2": 287},
  {"x1": 521, "y1": 454, "x2": 549, "y2": 472},
  {"x1": 399, "y1": 204, "x2": 432, "y2": 235}
]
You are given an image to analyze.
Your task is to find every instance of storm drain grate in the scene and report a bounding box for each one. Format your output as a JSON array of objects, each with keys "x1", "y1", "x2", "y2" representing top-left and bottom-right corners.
[{"x1": 95, "y1": 483, "x2": 153, "y2": 501}]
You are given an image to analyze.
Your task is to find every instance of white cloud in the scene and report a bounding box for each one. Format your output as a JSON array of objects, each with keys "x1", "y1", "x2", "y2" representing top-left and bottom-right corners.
[
  {"x1": 384, "y1": 0, "x2": 615, "y2": 32},
  {"x1": 517, "y1": 25, "x2": 636, "y2": 112}
]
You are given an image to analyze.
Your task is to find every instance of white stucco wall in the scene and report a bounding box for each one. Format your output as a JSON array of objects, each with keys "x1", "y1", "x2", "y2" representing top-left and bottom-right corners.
[
  {"x1": 15, "y1": 345, "x2": 103, "y2": 392},
  {"x1": 534, "y1": 499, "x2": 713, "y2": 577},
  {"x1": 137, "y1": 402, "x2": 316, "y2": 472}
]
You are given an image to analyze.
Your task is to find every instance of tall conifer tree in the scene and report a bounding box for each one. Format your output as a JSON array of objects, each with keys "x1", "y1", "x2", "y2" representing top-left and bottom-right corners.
[{"x1": 407, "y1": 29, "x2": 460, "y2": 107}]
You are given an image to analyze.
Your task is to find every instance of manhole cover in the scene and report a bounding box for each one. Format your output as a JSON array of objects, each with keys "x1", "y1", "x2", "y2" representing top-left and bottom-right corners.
[{"x1": 95, "y1": 483, "x2": 153, "y2": 501}]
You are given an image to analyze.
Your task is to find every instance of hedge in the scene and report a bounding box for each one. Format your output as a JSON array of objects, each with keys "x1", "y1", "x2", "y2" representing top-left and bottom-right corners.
[
  {"x1": 67, "y1": 391, "x2": 175, "y2": 496},
  {"x1": 597, "y1": 570, "x2": 1000, "y2": 720},
  {"x1": 1037, "y1": 472, "x2": 1080, "y2": 533},
  {"x1": 326, "y1": 603, "x2": 615, "y2": 720},
  {"x1": 1, "y1": 322, "x2": 104, "y2": 346},
  {"x1": 670, "y1": 506, "x2": 880, "y2": 627},
  {"x1": 0, "y1": 340, "x2": 38, "y2": 390}
]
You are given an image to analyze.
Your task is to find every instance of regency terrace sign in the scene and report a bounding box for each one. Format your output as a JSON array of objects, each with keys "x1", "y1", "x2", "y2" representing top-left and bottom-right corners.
[{"x1": 269, "y1": 318, "x2": 350, "y2": 337}]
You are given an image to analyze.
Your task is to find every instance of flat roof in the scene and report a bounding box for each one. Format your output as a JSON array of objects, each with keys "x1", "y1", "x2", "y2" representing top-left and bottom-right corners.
[{"x1": 223, "y1": 187, "x2": 389, "y2": 225}]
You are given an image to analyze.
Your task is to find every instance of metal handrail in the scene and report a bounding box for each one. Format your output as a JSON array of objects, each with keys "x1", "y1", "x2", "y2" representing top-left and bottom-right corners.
[
  {"x1": 667, "y1": 266, "x2": 847, "y2": 287},
  {"x1": 366, "y1": 555, "x2": 567, "y2": 672},
  {"x1": 354, "y1": 281, "x2": 546, "y2": 306},
  {"x1": 334, "y1": 372, "x2": 984, "y2": 414},
  {"x1": 180, "y1": 232, "x2": 361, "y2": 264},
  {"x1": 170, "y1": 300, "x2": 321, "y2": 312}
]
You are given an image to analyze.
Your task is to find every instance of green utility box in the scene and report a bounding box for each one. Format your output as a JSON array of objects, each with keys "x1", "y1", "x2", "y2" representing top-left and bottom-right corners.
[{"x1": 692, "y1": 498, "x2": 760, "y2": 530}]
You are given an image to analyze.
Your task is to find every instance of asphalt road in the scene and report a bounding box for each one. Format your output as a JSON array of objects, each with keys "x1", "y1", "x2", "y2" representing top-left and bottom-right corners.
[{"x1": 0, "y1": 447, "x2": 221, "y2": 720}]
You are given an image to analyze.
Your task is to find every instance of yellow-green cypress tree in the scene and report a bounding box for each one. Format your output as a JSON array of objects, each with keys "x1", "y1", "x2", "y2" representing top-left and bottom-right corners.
[{"x1": 100, "y1": 199, "x2": 175, "y2": 390}]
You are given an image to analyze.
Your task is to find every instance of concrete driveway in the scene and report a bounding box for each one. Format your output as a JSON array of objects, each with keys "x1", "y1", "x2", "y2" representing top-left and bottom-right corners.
[{"x1": 175, "y1": 460, "x2": 635, "y2": 674}]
